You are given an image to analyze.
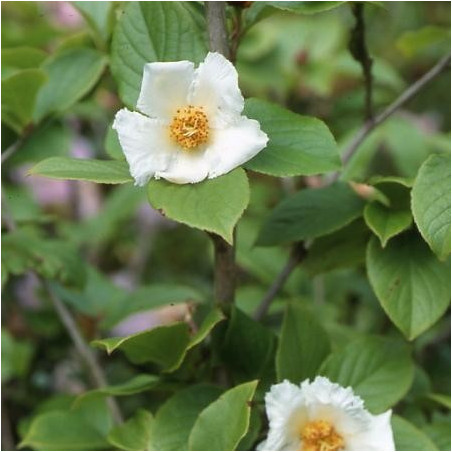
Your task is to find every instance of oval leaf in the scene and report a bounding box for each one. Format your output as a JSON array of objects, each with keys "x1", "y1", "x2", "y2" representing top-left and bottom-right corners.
[
  {"x1": 257, "y1": 182, "x2": 365, "y2": 246},
  {"x1": 411, "y1": 153, "x2": 451, "y2": 261},
  {"x1": 111, "y1": 2, "x2": 207, "y2": 107},
  {"x1": 276, "y1": 303, "x2": 331, "y2": 383},
  {"x1": 367, "y1": 232, "x2": 451, "y2": 340},
  {"x1": 188, "y1": 380, "x2": 258, "y2": 451},
  {"x1": 392, "y1": 415, "x2": 439, "y2": 451},
  {"x1": 29, "y1": 157, "x2": 133, "y2": 184},
  {"x1": 244, "y1": 98, "x2": 341, "y2": 177},
  {"x1": 148, "y1": 169, "x2": 250, "y2": 244},
  {"x1": 320, "y1": 336, "x2": 414, "y2": 413}
]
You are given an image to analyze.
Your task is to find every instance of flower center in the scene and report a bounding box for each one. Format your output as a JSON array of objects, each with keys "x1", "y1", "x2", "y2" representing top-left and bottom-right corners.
[
  {"x1": 169, "y1": 105, "x2": 209, "y2": 150},
  {"x1": 300, "y1": 420, "x2": 344, "y2": 451}
]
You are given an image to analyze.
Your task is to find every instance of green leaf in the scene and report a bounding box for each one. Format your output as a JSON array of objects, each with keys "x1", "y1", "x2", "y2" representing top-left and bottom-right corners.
[
  {"x1": 92, "y1": 322, "x2": 190, "y2": 371},
  {"x1": 320, "y1": 336, "x2": 414, "y2": 413},
  {"x1": 364, "y1": 203, "x2": 412, "y2": 247},
  {"x1": 104, "y1": 123, "x2": 124, "y2": 160},
  {"x1": 426, "y1": 393, "x2": 451, "y2": 409},
  {"x1": 152, "y1": 385, "x2": 224, "y2": 451},
  {"x1": 244, "y1": 99, "x2": 340, "y2": 177},
  {"x1": 424, "y1": 415, "x2": 451, "y2": 451},
  {"x1": 257, "y1": 182, "x2": 365, "y2": 246},
  {"x1": 1, "y1": 69, "x2": 47, "y2": 132},
  {"x1": 188, "y1": 380, "x2": 258, "y2": 451},
  {"x1": 392, "y1": 415, "x2": 439, "y2": 451},
  {"x1": 1, "y1": 329, "x2": 34, "y2": 382},
  {"x1": 2, "y1": 47, "x2": 47, "y2": 71},
  {"x1": 107, "y1": 410, "x2": 154, "y2": 451},
  {"x1": 148, "y1": 169, "x2": 250, "y2": 244},
  {"x1": 220, "y1": 307, "x2": 276, "y2": 382},
  {"x1": 73, "y1": 1, "x2": 114, "y2": 44},
  {"x1": 367, "y1": 232, "x2": 451, "y2": 340},
  {"x1": 20, "y1": 397, "x2": 112, "y2": 451},
  {"x1": 29, "y1": 157, "x2": 133, "y2": 184},
  {"x1": 263, "y1": 1, "x2": 345, "y2": 14},
  {"x1": 303, "y1": 219, "x2": 370, "y2": 275},
  {"x1": 74, "y1": 374, "x2": 159, "y2": 406},
  {"x1": 276, "y1": 303, "x2": 330, "y2": 383},
  {"x1": 397, "y1": 25, "x2": 451, "y2": 58},
  {"x1": 34, "y1": 48, "x2": 107, "y2": 120},
  {"x1": 111, "y1": 1, "x2": 207, "y2": 107},
  {"x1": 189, "y1": 308, "x2": 225, "y2": 349},
  {"x1": 411, "y1": 153, "x2": 451, "y2": 260},
  {"x1": 9, "y1": 122, "x2": 71, "y2": 166}
]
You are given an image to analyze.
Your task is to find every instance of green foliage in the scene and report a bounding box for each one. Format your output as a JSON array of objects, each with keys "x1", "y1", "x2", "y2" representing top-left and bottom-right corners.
[
  {"x1": 392, "y1": 415, "x2": 439, "y2": 451},
  {"x1": 188, "y1": 381, "x2": 258, "y2": 451},
  {"x1": 367, "y1": 232, "x2": 451, "y2": 340},
  {"x1": 29, "y1": 157, "x2": 133, "y2": 184},
  {"x1": 257, "y1": 182, "x2": 365, "y2": 246},
  {"x1": 1, "y1": 329, "x2": 34, "y2": 382},
  {"x1": 276, "y1": 303, "x2": 331, "y2": 383},
  {"x1": 1, "y1": 69, "x2": 47, "y2": 132},
  {"x1": 244, "y1": 98, "x2": 341, "y2": 176},
  {"x1": 152, "y1": 385, "x2": 224, "y2": 450},
  {"x1": 107, "y1": 409, "x2": 153, "y2": 451},
  {"x1": 320, "y1": 336, "x2": 414, "y2": 413},
  {"x1": 73, "y1": 1, "x2": 115, "y2": 45},
  {"x1": 148, "y1": 169, "x2": 249, "y2": 244},
  {"x1": 34, "y1": 48, "x2": 107, "y2": 120},
  {"x1": 111, "y1": 1, "x2": 207, "y2": 107},
  {"x1": 20, "y1": 398, "x2": 113, "y2": 451},
  {"x1": 411, "y1": 153, "x2": 451, "y2": 260}
]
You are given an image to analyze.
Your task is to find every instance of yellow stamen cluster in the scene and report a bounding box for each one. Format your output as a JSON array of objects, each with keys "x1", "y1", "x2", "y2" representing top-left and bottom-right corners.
[
  {"x1": 300, "y1": 420, "x2": 344, "y2": 451},
  {"x1": 169, "y1": 105, "x2": 209, "y2": 150}
]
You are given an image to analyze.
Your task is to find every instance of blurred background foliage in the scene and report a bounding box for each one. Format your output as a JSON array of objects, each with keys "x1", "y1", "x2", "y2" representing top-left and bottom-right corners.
[{"x1": 1, "y1": 1, "x2": 450, "y2": 450}]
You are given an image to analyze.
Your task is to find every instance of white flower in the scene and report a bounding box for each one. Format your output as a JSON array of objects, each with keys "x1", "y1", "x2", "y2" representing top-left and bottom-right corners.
[
  {"x1": 258, "y1": 377, "x2": 395, "y2": 451},
  {"x1": 113, "y1": 52, "x2": 268, "y2": 186}
]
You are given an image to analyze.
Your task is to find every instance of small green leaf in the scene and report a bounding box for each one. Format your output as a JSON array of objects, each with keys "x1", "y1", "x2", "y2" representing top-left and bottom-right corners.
[
  {"x1": 220, "y1": 307, "x2": 276, "y2": 382},
  {"x1": 20, "y1": 398, "x2": 112, "y2": 451},
  {"x1": 104, "y1": 123, "x2": 124, "y2": 160},
  {"x1": 107, "y1": 409, "x2": 154, "y2": 451},
  {"x1": 1, "y1": 69, "x2": 47, "y2": 132},
  {"x1": 111, "y1": 2, "x2": 207, "y2": 107},
  {"x1": 392, "y1": 415, "x2": 439, "y2": 451},
  {"x1": 91, "y1": 322, "x2": 190, "y2": 371},
  {"x1": 74, "y1": 374, "x2": 159, "y2": 406},
  {"x1": 411, "y1": 153, "x2": 451, "y2": 260},
  {"x1": 148, "y1": 169, "x2": 250, "y2": 244},
  {"x1": 367, "y1": 232, "x2": 451, "y2": 340},
  {"x1": 152, "y1": 385, "x2": 224, "y2": 451},
  {"x1": 427, "y1": 393, "x2": 451, "y2": 409},
  {"x1": 188, "y1": 380, "x2": 258, "y2": 451},
  {"x1": 303, "y1": 219, "x2": 370, "y2": 275},
  {"x1": 397, "y1": 25, "x2": 451, "y2": 58},
  {"x1": 364, "y1": 203, "x2": 412, "y2": 247},
  {"x1": 188, "y1": 309, "x2": 225, "y2": 349},
  {"x1": 34, "y1": 47, "x2": 107, "y2": 120},
  {"x1": 244, "y1": 99, "x2": 340, "y2": 177},
  {"x1": 2, "y1": 47, "x2": 47, "y2": 71},
  {"x1": 73, "y1": 1, "x2": 114, "y2": 44},
  {"x1": 276, "y1": 303, "x2": 330, "y2": 383},
  {"x1": 257, "y1": 182, "x2": 365, "y2": 246},
  {"x1": 29, "y1": 157, "x2": 133, "y2": 184},
  {"x1": 1, "y1": 329, "x2": 34, "y2": 383},
  {"x1": 320, "y1": 336, "x2": 414, "y2": 413}
]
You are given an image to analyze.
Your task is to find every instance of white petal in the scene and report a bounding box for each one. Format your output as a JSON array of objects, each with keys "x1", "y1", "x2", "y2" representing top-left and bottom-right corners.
[
  {"x1": 189, "y1": 52, "x2": 244, "y2": 121},
  {"x1": 347, "y1": 410, "x2": 395, "y2": 451},
  {"x1": 206, "y1": 117, "x2": 268, "y2": 178},
  {"x1": 155, "y1": 149, "x2": 210, "y2": 184},
  {"x1": 136, "y1": 61, "x2": 194, "y2": 120},
  {"x1": 113, "y1": 109, "x2": 175, "y2": 186}
]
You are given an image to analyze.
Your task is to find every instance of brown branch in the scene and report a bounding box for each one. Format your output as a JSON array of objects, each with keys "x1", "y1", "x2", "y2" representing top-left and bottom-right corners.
[
  {"x1": 254, "y1": 53, "x2": 451, "y2": 320},
  {"x1": 330, "y1": 53, "x2": 451, "y2": 183},
  {"x1": 253, "y1": 243, "x2": 306, "y2": 321},
  {"x1": 205, "y1": 1, "x2": 230, "y2": 59},
  {"x1": 349, "y1": 3, "x2": 373, "y2": 120}
]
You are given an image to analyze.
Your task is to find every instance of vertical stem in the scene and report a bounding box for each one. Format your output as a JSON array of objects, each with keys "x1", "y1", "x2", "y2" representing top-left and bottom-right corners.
[
  {"x1": 205, "y1": 2, "x2": 236, "y2": 314},
  {"x1": 205, "y1": 1, "x2": 230, "y2": 59}
]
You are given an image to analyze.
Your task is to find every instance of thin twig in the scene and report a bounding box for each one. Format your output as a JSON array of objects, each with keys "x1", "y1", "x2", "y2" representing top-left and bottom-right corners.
[
  {"x1": 205, "y1": 1, "x2": 230, "y2": 59},
  {"x1": 330, "y1": 53, "x2": 451, "y2": 183},
  {"x1": 349, "y1": 3, "x2": 373, "y2": 120},
  {"x1": 1, "y1": 194, "x2": 123, "y2": 424},
  {"x1": 254, "y1": 53, "x2": 451, "y2": 320},
  {"x1": 44, "y1": 282, "x2": 123, "y2": 424},
  {"x1": 253, "y1": 243, "x2": 306, "y2": 321}
]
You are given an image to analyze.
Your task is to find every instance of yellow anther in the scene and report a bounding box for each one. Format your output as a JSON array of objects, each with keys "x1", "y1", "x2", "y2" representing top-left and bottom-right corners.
[
  {"x1": 169, "y1": 105, "x2": 209, "y2": 150},
  {"x1": 300, "y1": 420, "x2": 344, "y2": 451}
]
